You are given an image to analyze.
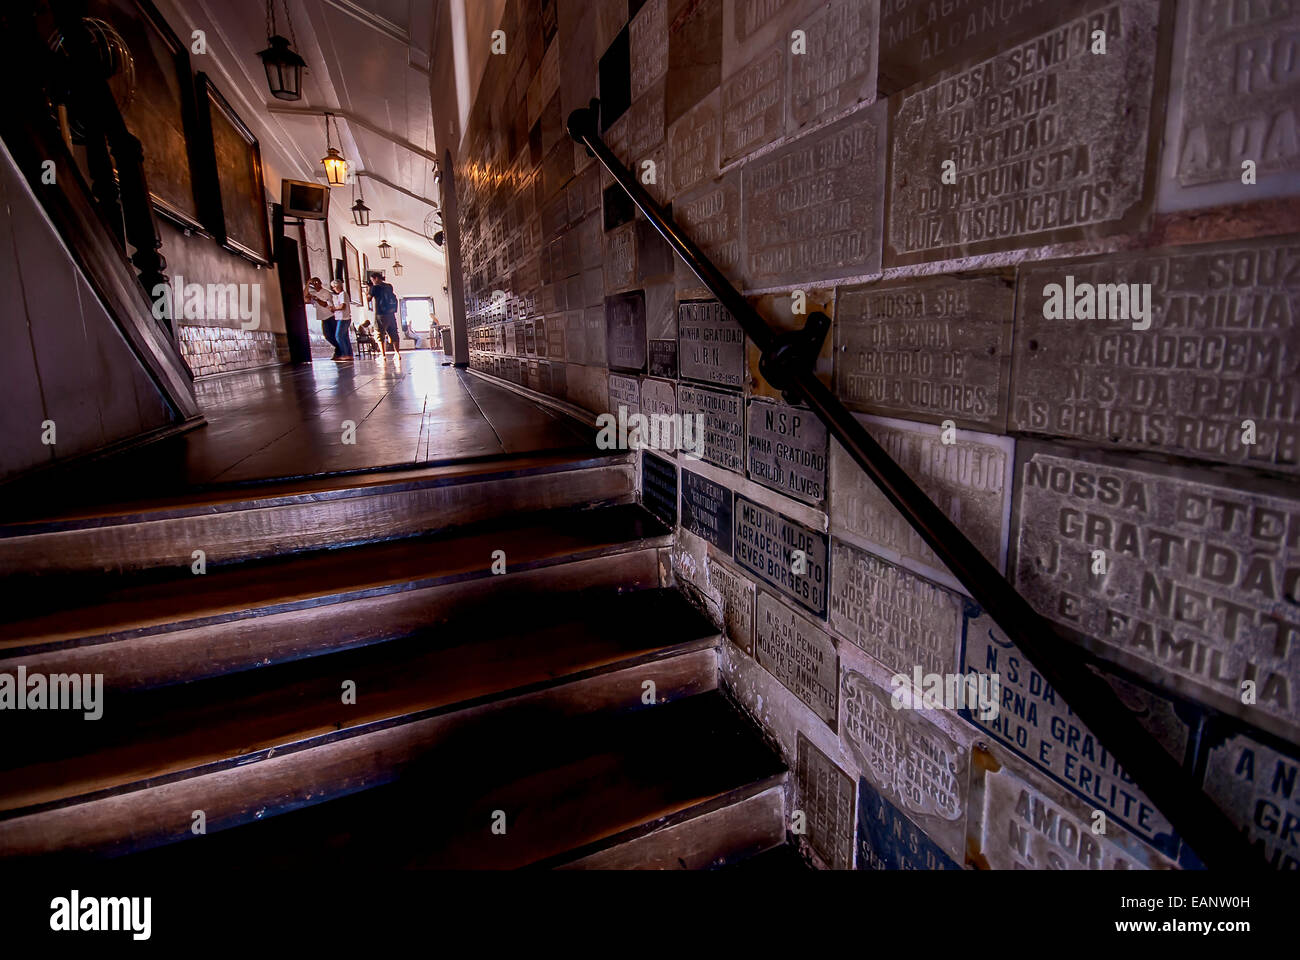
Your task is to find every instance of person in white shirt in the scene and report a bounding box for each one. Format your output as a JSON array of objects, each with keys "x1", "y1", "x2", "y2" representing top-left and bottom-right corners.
[{"x1": 328, "y1": 279, "x2": 354, "y2": 361}]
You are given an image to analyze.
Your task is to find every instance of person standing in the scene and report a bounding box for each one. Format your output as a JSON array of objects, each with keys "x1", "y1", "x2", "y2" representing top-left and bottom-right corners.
[
  {"x1": 304, "y1": 278, "x2": 336, "y2": 355},
  {"x1": 367, "y1": 271, "x2": 401, "y2": 357},
  {"x1": 329, "y1": 279, "x2": 354, "y2": 361}
]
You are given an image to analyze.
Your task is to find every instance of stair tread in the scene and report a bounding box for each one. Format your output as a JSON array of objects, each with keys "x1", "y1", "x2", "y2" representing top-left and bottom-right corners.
[
  {"x1": 125, "y1": 691, "x2": 785, "y2": 870},
  {"x1": 0, "y1": 588, "x2": 720, "y2": 815},
  {"x1": 0, "y1": 450, "x2": 625, "y2": 531},
  {"x1": 0, "y1": 503, "x2": 669, "y2": 648}
]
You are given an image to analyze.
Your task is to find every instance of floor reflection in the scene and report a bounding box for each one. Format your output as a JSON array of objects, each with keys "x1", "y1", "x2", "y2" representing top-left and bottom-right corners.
[{"x1": 6, "y1": 353, "x2": 594, "y2": 518}]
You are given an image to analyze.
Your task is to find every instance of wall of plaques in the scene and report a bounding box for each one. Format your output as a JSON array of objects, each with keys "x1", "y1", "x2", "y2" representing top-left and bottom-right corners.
[{"x1": 454, "y1": 0, "x2": 1300, "y2": 871}]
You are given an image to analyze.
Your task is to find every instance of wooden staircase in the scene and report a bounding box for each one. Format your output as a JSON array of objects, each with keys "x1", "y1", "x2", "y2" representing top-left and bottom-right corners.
[{"x1": 0, "y1": 451, "x2": 788, "y2": 869}]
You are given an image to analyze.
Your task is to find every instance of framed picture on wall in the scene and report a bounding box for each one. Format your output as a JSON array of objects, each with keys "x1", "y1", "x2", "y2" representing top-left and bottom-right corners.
[
  {"x1": 341, "y1": 237, "x2": 362, "y2": 306},
  {"x1": 48, "y1": 0, "x2": 205, "y2": 231},
  {"x1": 194, "y1": 72, "x2": 273, "y2": 265}
]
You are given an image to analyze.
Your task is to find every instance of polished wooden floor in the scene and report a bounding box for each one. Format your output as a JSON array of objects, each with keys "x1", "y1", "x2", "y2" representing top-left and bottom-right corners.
[
  {"x1": 183, "y1": 352, "x2": 590, "y2": 481},
  {"x1": 3, "y1": 352, "x2": 593, "y2": 519}
]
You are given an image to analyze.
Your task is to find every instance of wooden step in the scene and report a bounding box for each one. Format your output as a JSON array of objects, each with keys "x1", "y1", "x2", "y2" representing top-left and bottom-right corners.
[
  {"x1": 0, "y1": 503, "x2": 672, "y2": 691},
  {"x1": 115, "y1": 692, "x2": 787, "y2": 870},
  {"x1": 0, "y1": 451, "x2": 632, "y2": 576},
  {"x1": 0, "y1": 589, "x2": 723, "y2": 859}
]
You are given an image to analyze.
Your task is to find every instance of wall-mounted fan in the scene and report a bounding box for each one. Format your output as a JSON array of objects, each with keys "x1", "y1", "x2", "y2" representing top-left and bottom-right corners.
[
  {"x1": 48, "y1": 18, "x2": 137, "y2": 141},
  {"x1": 423, "y1": 208, "x2": 445, "y2": 248}
]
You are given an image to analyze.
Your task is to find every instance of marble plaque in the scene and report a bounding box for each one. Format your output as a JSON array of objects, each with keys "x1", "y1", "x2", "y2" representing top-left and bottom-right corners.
[
  {"x1": 1010, "y1": 239, "x2": 1300, "y2": 473},
  {"x1": 648, "y1": 338, "x2": 678, "y2": 378},
  {"x1": 677, "y1": 383, "x2": 744, "y2": 472},
  {"x1": 630, "y1": 0, "x2": 669, "y2": 102},
  {"x1": 756, "y1": 591, "x2": 839, "y2": 726},
  {"x1": 840, "y1": 667, "x2": 969, "y2": 861},
  {"x1": 971, "y1": 751, "x2": 1174, "y2": 870},
  {"x1": 788, "y1": 0, "x2": 878, "y2": 132},
  {"x1": 743, "y1": 100, "x2": 886, "y2": 288},
  {"x1": 734, "y1": 495, "x2": 829, "y2": 618},
  {"x1": 603, "y1": 221, "x2": 637, "y2": 292},
  {"x1": 745, "y1": 397, "x2": 829, "y2": 505},
  {"x1": 886, "y1": 0, "x2": 1163, "y2": 265},
  {"x1": 628, "y1": 79, "x2": 667, "y2": 160},
  {"x1": 546, "y1": 314, "x2": 566, "y2": 359},
  {"x1": 645, "y1": 280, "x2": 677, "y2": 340},
  {"x1": 722, "y1": 0, "x2": 803, "y2": 77},
  {"x1": 641, "y1": 377, "x2": 676, "y2": 418},
  {"x1": 857, "y1": 776, "x2": 963, "y2": 870},
  {"x1": 605, "y1": 291, "x2": 648, "y2": 372},
  {"x1": 829, "y1": 537, "x2": 962, "y2": 680},
  {"x1": 584, "y1": 305, "x2": 607, "y2": 365},
  {"x1": 665, "y1": 0, "x2": 722, "y2": 127},
  {"x1": 1159, "y1": 2, "x2": 1300, "y2": 211},
  {"x1": 668, "y1": 90, "x2": 721, "y2": 198},
  {"x1": 708, "y1": 554, "x2": 756, "y2": 653},
  {"x1": 829, "y1": 413, "x2": 1015, "y2": 593},
  {"x1": 877, "y1": 0, "x2": 1091, "y2": 95},
  {"x1": 561, "y1": 310, "x2": 582, "y2": 366},
  {"x1": 608, "y1": 372, "x2": 641, "y2": 416},
  {"x1": 1202, "y1": 729, "x2": 1300, "y2": 870},
  {"x1": 642, "y1": 450, "x2": 678, "y2": 527},
  {"x1": 682, "y1": 466, "x2": 734, "y2": 555},
  {"x1": 674, "y1": 171, "x2": 743, "y2": 291},
  {"x1": 1012, "y1": 448, "x2": 1300, "y2": 737},
  {"x1": 678, "y1": 299, "x2": 747, "y2": 388},
  {"x1": 795, "y1": 732, "x2": 855, "y2": 868},
  {"x1": 720, "y1": 40, "x2": 784, "y2": 164},
  {"x1": 835, "y1": 272, "x2": 1015, "y2": 432},
  {"x1": 961, "y1": 607, "x2": 1181, "y2": 856}
]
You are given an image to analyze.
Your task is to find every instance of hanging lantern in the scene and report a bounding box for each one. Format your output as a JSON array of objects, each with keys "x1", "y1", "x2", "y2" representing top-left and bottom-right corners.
[
  {"x1": 378, "y1": 222, "x2": 392, "y2": 259},
  {"x1": 351, "y1": 176, "x2": 370, "y2": 226},
  {"x1": 392, "y1": 247, "x2": 403, "y2": 276},
  {"x1": 258, "y1": 2, "x2": 305, "y2": 101},
  {"x1": 320, "y1": 113, "x2": 347, "y2": 187}
]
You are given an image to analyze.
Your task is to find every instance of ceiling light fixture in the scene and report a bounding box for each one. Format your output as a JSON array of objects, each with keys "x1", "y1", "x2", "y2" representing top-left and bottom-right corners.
[
  {"x1": 351, "y1": 175, "x2": 370, "y2": 226},
  {"x1": 258, "y1": 1, "x2": 306, "y2": 101},
  {"x1": 392, "y1": 246, "x2": 403, "y2": 276},
  {"x1": 378, "y1": 221, "x2": 392, "y2": 259},
  {"x1": 320, "y1": 112, "x2": 347, "y2": 187}
]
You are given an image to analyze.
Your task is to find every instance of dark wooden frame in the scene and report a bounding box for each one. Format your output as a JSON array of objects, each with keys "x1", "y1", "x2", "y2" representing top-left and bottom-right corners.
[
  {"x1": 85, "y1": 0, "x2": 207, "y2": 234},
  {"x1": 342, "y1": 236, "x2": 363, "y2": 306},
  {"x1": 193, "y1": 72, "x2": 273, "y2": 265}
]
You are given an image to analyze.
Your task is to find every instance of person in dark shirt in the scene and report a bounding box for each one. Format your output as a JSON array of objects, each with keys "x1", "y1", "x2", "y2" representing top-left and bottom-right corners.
[{"x1": 367, "y1": 271, "x2": 401, "y2": 356}]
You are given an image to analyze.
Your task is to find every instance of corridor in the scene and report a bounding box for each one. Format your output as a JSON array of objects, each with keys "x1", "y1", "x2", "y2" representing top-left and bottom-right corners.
[{"x1": 2, "y1": 353, "x2": 593, "y2": 521}]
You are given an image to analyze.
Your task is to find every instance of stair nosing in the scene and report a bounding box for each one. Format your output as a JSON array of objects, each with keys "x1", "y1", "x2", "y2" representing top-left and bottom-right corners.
[
  {"x1": 0, "y1": 532, "x2": 673, "y2": 657},
  {"x1": 535, "y1": 772, "x2": 789, "y2": 870},
  {"x1": 0, "y1": 632, "x2": 722, "y2": 824},
  {"x1": 0, "y1": 454, "x2": 631, "y2": 537}
]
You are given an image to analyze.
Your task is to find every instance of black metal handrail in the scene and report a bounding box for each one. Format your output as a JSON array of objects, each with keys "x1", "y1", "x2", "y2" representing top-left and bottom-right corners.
[{"x1": 568, "y1": 100, "x2": 1261, "y2": 870}]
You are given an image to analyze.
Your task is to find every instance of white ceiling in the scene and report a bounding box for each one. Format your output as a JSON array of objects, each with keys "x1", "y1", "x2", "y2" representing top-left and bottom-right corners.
[{"x1": 155, "y1": 0, "x2": 448, "y2": 286}]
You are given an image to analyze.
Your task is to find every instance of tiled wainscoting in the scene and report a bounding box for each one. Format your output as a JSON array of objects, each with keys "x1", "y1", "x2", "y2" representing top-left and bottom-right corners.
[{"x1": 177, "y1": 325, "x2": 283, "y2": 378}]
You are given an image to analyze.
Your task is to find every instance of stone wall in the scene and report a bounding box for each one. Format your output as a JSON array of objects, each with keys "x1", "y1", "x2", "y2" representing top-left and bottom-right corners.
[{"x1": 453, "y1": 0, "x2": 1300, "y2": 870}]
